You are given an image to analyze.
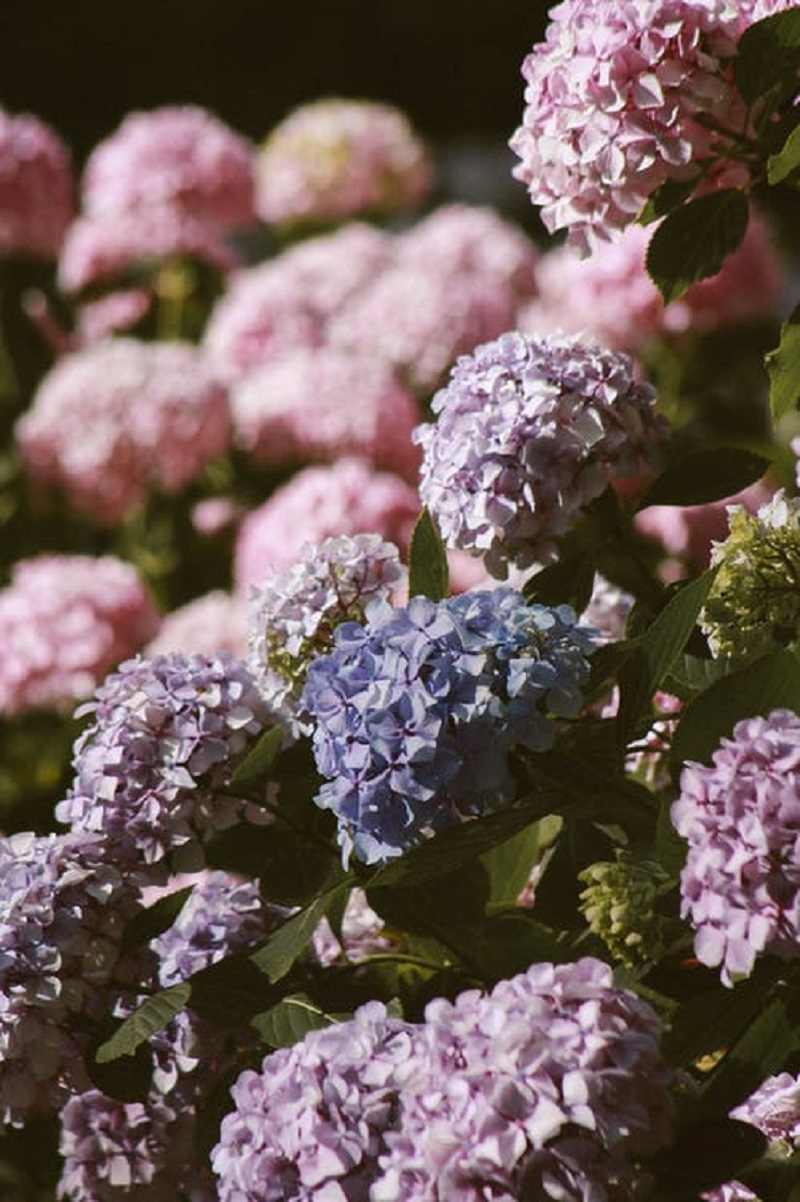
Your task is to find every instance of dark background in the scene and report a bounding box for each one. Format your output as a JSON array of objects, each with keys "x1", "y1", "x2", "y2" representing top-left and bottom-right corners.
[{"x1": 0, "y1": 2, "x2": 549, "y2": 162}]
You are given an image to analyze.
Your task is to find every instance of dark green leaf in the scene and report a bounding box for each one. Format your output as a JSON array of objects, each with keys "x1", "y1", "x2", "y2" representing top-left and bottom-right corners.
[
  {"x1": 95, "y1": 982, "x2": 191, "y2": 1063},
  {"x1": 768, "y1": 123, "x2": 800, "y2": 184},
  {"x1": 408, "y1": 507, "x2": 449, "y2": 601},
  {"x1": 700, "y1": 989, "x2": 800, "y2": 1116},
  {"x1": 524, "y1": 550, "x2": 596, "y2": 612},
  {"x1": 479, "y1": 816, "x2": 562, "y2": 914},
  {"x1": 636, "y1": 448, "x2": 770, "y2": 509},
  {"x1": 473, "y1": 912, "x2": 567, "y2": 979},
  {"x1": 637, "y1": 176, "x2": 699, "y2": 226},
  {"x1": 368, "y1": 861, "x2": 491, "y2": 961},
  {"x1": 188, "y1": 955, "x2": 278, "y2": 1027},
  {"x1": 767, "y1": 304, "x2": 800, "y2": 425},
  {"x1": 251, "y1": 993, "x2": 340, "y2": 1047},
  {"x1": 227, "y1": 726, "x2": 283, "y2": 797},
  {"x1": 250, "y1": 880, "x2": 352, "y2": 983},
  {"x1": 669, "y1": 647, "x2": 800, "y2": 772},
  {"x1": 741, "y1": 1152, "x2": 800, "y2": 1202},
  {"x1": 734, "y1": 8, "x2": 800, "y2": 107},
  {"x1": 646, "y1": 190, "x2": 749, "y2": 305},
  {"x1": 654, "y1": 797, "x2": 687, "y2": 879},
  {"x1": 661, "y1": 968, "x2": 776, "y2": 1067},
  {"x1": 647, "y1": 1118, "x2": 767, "y2": 1195},
  {"x1": 206, "y1": 821, "x2": 340, "y2": 907},
  {"x1": 86, "y1": 1032, "x2": 152, "y2": 1102},
  {"x1": 120, "y1": 885, "x2": 194, "y2": 953}
]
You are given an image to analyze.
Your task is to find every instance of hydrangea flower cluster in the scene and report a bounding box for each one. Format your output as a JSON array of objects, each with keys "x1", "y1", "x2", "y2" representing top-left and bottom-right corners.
[
  {"x1": 510, "y1": 0, "x2": 793, "y2": 252},
  {"x1": 303, "y1": 588, "x2": 595, "y2": 864},
  {"x1": 212, "y1": 960, "x2": 673, "y2": 1202},
  {"x1": 705, "y1": 1072, "x2": 800, "y2": 1202},
  {"x1": 256, "y1": 97, "x2": 433, "y2": 228},
  {"x1": 145, "y1": 591, "x2": 247, "y2": 659},
  {"x1": 16, "y1": 339, "x2": 230, "y2": 525},
  {"x1": 672, "y1": 709, "x2": 800, "y2": 986},
  {"x1": 248, "y1": 534, "x2": 405, "y2": 730},
  {"x1": 0, "y1": 831, "x2": 147, "y2": 1127},
  {"x1": 416, "y1": 331, "x2": 664, "y2": 576},
  {"x1": 700, "y1": 491, "x2": 800, "y2": 659},
  {"x1": 0, "y1": 106, "x2": 74, "y2": 258},
  {"x1": 0, "y1": 554, "x2": 160, "y2": 716},
  {"x1": 58, "y1": 653, "x2": 275, "y2": 878},
  {"x1": 230, "y1": 346, "x2": 422, "y2": 479},
  {"x1": 311, "y1": 886, "x2": 397, "y2": 967},
  {"x1": 233, "y1": 457, "x2": 418, "y2": 591}
]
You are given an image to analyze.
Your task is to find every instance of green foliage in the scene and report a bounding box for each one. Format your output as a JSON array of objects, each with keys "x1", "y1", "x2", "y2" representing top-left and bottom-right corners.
[
  {"x1": 767, "y1": 304, "x2": 800, "y2": 424},
  {"x1": 645, "y1": 190, "x2": 749, "y2": 304},
  {"x1": 637, "y1": 447, "x2": 771, "y2": 509},
  {"x1": 407, "y1": 506, "x2": 449, "y2": 601}
]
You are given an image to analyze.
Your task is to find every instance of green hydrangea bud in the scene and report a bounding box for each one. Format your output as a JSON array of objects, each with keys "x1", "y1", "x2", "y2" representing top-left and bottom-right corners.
[
  {"x1": 579, "y1": 852, "x2": 670, "y2": 969},
  {"x1": 700, "y1": 491, "x2": 800, "y2": 661}
]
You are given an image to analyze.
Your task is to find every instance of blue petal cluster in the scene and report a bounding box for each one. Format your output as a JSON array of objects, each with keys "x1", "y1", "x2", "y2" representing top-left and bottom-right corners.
[{"x1": 302, "y1": 587, "x2": 595, "y2": 863}]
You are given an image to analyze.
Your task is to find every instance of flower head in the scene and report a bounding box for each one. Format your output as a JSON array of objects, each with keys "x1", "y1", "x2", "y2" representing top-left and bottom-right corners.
[
  {"x1": 0, "y1": 107, "x2": 73, "y2": 258},
  {"x1": 416, "y1": 331, "x2": 664, "y2": 576},
  {"x1": 672, "y1": 709, "x2": 800, "y2": 985},
  {"x1": 146, "y1": 592, "x2": 247, "y2": 660},
  {"x1": 303, "y1": 588, "x2": 594, "y2": 863}
]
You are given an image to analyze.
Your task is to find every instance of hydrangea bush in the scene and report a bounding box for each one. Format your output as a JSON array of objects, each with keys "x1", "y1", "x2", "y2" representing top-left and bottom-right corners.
[{"x1": 2, "y1": 4, "x2": 800, "y2": 1200}]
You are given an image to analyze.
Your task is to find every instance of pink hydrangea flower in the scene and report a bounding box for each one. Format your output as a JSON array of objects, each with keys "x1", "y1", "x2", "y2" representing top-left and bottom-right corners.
[
  {"x1": 233, "y1": 458, "x2": 419, "y2": 592},
  {"x1": 230, "y1": 346, "x2": 422, "y2": 478},
  {"x1": 0, "y1": 554, "x2": 160, "y2": 717},
  {"x1": 73, "y1": 288, "x2": 154, "y2": 343},
  {"x1": 81, "y1": 106, "x2": 257, "y2": 232},
  {"x1": 145, "y1": 591, "x2": 248, "y2": 659},
  {"x1": 0, "y1": 107, "x2": 74, "y2": 259},
  {"x1": 203, "y1": 223, "x2": 393, "y2": 381},
  {"x1": 17, "y1": 339, "x2": 231, "y2": 525},
  {"x1": 256, "y1": 97, "x2": 433, "y2": 227},
  {"x1": 510, "y1": 0, "x2": 793, "y2": 252}
]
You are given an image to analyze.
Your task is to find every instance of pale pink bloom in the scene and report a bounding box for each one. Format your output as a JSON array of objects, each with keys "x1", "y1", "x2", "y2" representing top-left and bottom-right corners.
[
  {"x1": 82, "y1": 106, "x2": 256, "y2": 231},
  {"x1": 256, "y1": 97, "x2": 432, "y2": 227},
  {"x1": 73, "y1": 288, "x2": 153, "y2": 343},
  {"x1": 635, "y1": 479, "x2": 775, "y2": 567},
  {"x1": 191, "y1": 497, "x2": 242, "y2": 537},
  {"x1": 145, "y1": 592, "x2": 247, "y2": 659},
  {"x1": 233, "y1": 458, "x2": 419, "y2": 592},
  {"x1": 17, "y1": 339, "x2": 230, "y2": 525},
  {"x1": 0, "y1": 107, "x2": 74, "y2": 259},
  {"x1": 204, "y1": 223, "x2": 393, "y2": 382},
  {"x1": 0, "y1": 554, "x2": 160, "y2": 716},
  {"x1": 230, "y1": 346, "x2": 422, "y2": 479}
]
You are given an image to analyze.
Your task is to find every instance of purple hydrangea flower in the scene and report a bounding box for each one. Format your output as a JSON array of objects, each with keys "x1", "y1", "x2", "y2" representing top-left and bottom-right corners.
[
  {"x1": 0, "y1": 831, "x2": 147, "y2": 1126},
  {"x1": 57, "y1": 653, "x2": 276, "y2": 880},
  {"x1": 211, "y1": 1001, "x2": 424, "y2": 1202},
  {"x1": 376, "y1": 958, "x2": 673, "y2": 1202},
  {"x1": 303, "y1": 588, "x2": 595, "y2": 864},
  {"x1": 672, "y1": 710, "x2": 800, "y2": 986},
  {"x1": 416, "y1": 331, "x2": 664, "y2": 576},
  {"x1": 704, "y1": 1071, "x2": 800, "y2": 1202}
]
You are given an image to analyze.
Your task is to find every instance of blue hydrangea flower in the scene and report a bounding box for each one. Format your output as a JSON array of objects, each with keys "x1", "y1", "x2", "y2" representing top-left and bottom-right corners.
[{"x1": 303, "y1": 588, "x2": 595, "y2": 863}]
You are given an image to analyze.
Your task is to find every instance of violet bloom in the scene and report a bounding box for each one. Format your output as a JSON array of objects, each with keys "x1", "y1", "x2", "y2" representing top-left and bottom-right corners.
[
  {"x1": 303, "y1": 588, "x2": 594, "y2": 864},
  {"x1": 58, "y1": 653, "x2": 276, "y2": 879},
  {"x1": 705, "y1": 1072, "x2": 800, "y2": 1202},
  {"x1": 16, "y1": 339, "x2": 230, "y2": 525},
  {"x1": 672, "y1": 710, "x2": 800, "y2": 986},
  {"x1": 0, "y1": 554, "x2": 160, "y2": 717},
  {"x1": 510, "y1": 0, "x2": 793, "y2": 253},
  {"x1": 0, "y1": 106, "x2": 74, "y2": 259},
  {"x1": 416, "y1": 331, "x2": 664, "y2": 576},
  {"x1": 256, "y1": 97, "x2": 433, "y2": 228},
  {"x1": 0, "y1": 831, "x2": 147, "y2": 1127}
]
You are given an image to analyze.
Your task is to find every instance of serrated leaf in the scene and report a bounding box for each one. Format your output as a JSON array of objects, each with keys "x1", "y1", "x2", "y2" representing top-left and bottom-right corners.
[
  {"x1": 251, "y1": 993, "x2": 340, "y2": 1047},
  {"x1": 646, "y1": 191, "x2": 749, "y2": 305},
  {"x1": 227, "y1": 726, "x2": 283, "y2": 797},
  {"x1": 95, "y1": 982, "x2": 191, "y2": 1063},
  {"x1": 669, "y1": 647, "x2": 800, "y2": 772},
  {"x1": 767, "y1": 304, "x2": 800, "y2": 425},
  {"x1": 734, "y1": 8, "x2": 800, "y2": 107},
  {"x1": 768, "y1": 123, "x2": 800, "y2": 184},
  {"x1": 637, "y1": 176, "x2": 699, "y2": 226},
  {"x1": 120, "y1": 885, "x2": 194, "y2": 953},
  {"x1": 636, "y1": 448, "x2": 770, "y2": 509},
  {"x1": 408, "y1": 507, "x2": 449, "y2": 601},
  {"x1": 250, "y1": 879, "x2": 351, "y2": 983}
]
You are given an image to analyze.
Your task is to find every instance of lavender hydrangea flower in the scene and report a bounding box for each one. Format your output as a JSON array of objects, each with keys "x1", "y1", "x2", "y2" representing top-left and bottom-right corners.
[
  {"x1": 672, "y1": 710, "x2": 800, "y2": 986},
  {"x1": 248, "y1": 533, "x2": 405, "y2": 732},
  {"x1": 0, "y1": 831, "x2": 147, "y2": 1127},
  {"x1": 376, "y1": 958, "x2": 673, "y2": 1202},
  {"x1": 57, "y1": 653, "x2": 276, "y2": 880},
  {"x1": 211, "y1": 1000, "x2": 424, "y2": 1202},
  {"x1": 303, "y1": 587, "x2": 595, "y2": 864},
  {"x1": 705, "y1": 1071, "x2": 800, "y2": 1202},
  {"x1": 416, "y1": 331, "x2": 664, "y2": 576}
]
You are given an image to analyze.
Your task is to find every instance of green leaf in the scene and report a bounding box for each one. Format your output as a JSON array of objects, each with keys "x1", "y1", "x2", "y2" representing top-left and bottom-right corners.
[
  {"x1": 637, "y1": 177, "x2": 699, "y2": 226},
  {"x1": 700, "y1": 989, "x2": 800, "y2": 1116},
  {"x1": 251, "y1": 993, "x2": 340, "y2": 1047},
  {"x1": 768, "y1": 123, "x2": 800, "y2": 185},
  {"x1": 636, "y1": 448, "x2": 771, "y2": 509},
  {"x1": 616, "y1": 571, "x2": 717, "y2": 746},
  {"x1": 120, "y1": 885, "x2": 194, "y2": 953},
  {"x1": 767, "y1": 304, "x2": 800, "y2": 425},
  {"x1": 669, "y1": 647, "x2": 800, "y2": 772},
  {"x1": 741, "y1": 1152, "x2": 800, "y2": 1202},
  {"x1": 408, "y1": 507, "x2": 449, "y2": 601},
  {"x1": 661, "y1": 967, "x2": 776, "y2": 1068},
  {"x1": 227, "y1": 726, "x2": 283, "y2": 797},
  {"x1": 368, "y1": 861, "x2": 491, "y2": 961},
  {"x1": 250, "y1": 879, "x2": 352, "y2": 983},
  {"x1": 187, "y1": 955, "x2": 278, "y2": 1028},
  {"x1": 206, "y1": 821, "x2": 340, "y2": 907},
  {"x1": 95, "y1": 982, "x2": 191, "y2": 1063},
  {"x1": 473, "y1": 912, "x2": 567, "y2": 979},
  {"x1": 734, "y1": 8, "x2": 800, "y2": 108},
  {"x1": 645, "y1": 190, "x2": 749, "y2": 305},
  {"x1": 647, "y1": 1118, "x2": 767, "y2": 1195},
  {"x1": 479, "y1": 815, "x2": 562, "y2": 913}
]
